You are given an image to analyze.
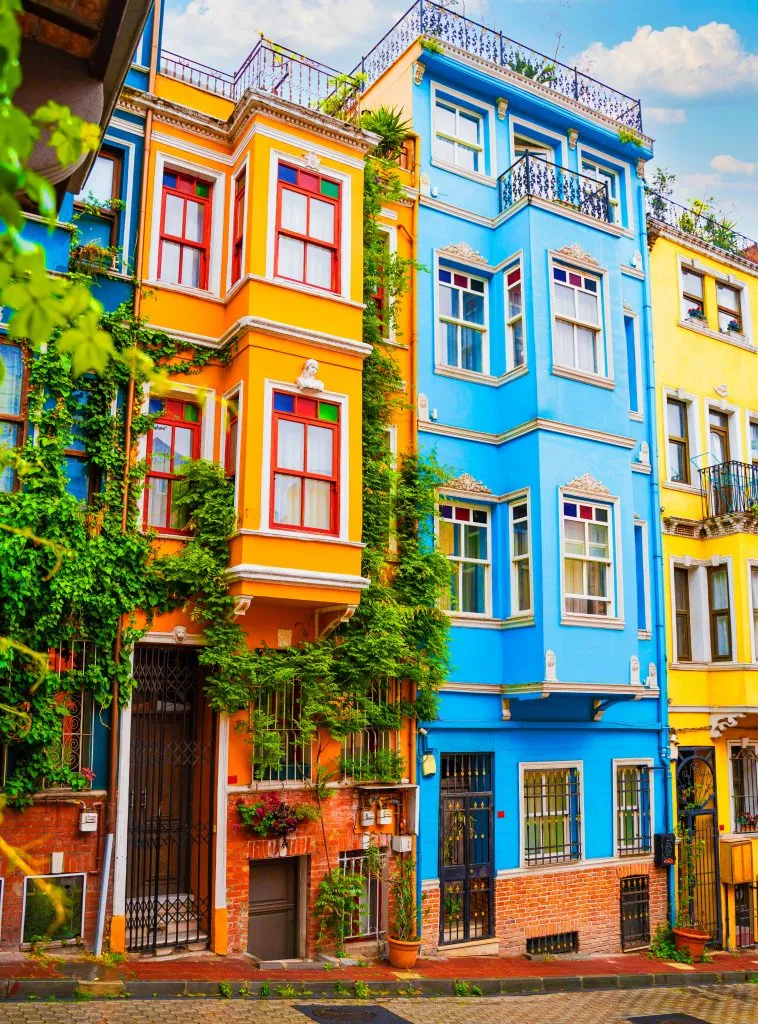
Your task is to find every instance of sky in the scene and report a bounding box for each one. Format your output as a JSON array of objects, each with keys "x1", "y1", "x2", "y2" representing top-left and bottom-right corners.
[{"x1": 163, "y1": 0, "x2": 758, "y2": 238}]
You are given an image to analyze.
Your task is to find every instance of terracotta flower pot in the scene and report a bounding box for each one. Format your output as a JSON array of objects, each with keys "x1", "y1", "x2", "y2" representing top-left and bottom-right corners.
[
  {"x1": 387, "y1": 935, "x2": 421, "y2": 969},
  {"x1": 672, "y1": 926, "x2": 709, "y2": 960}
]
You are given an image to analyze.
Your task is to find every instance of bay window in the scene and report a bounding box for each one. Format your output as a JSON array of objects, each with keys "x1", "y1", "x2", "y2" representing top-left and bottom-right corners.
[
  {"x1": 552, "y1": 266, "x2": 603, "y2": 375},
  {"x1": 563, "y1": 499, "x2": 613, "y2": 617},
  {"x1": 145, "y1": 398, "x2": 201, "y2": 532},
  {"x1": 510, "y1": 499, "x2": 531, "y2": 615},
  {"x1": 275, "y1": 163, "x2": 340, "y2": 292},
  {"x1": 434, "y1": 99, "x2": 483, "y2": 173},
  {"x1": 437, "y1": 267, "x2": 487, "y2": 373},
  {"x1": 438, "y1": 503, "x2": 490, "y2": 616},
  {"x1": 271, "y1": 391, "x2": 340, "y2": 534},
  {"x1": 158, "y1": 170, "x2": 212, "y2": 290},
  {"x1": 506, "y1": 264, "x2": 525, "y2": 369},
  {"x1": 0, "y1": 342, "x2": 25, "y2": 492}
]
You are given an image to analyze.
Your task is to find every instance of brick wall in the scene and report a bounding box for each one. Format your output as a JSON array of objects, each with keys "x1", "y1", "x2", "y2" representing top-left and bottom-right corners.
[
  {"x1": 422, "y1": 860, "x2": 668, "y2": 956},
  {"x1": 227, "y1": 787, "x2": 398, "y2": 957},
  {"x1": 0, "y1": 795, "x2": 106, "y2": 950}
]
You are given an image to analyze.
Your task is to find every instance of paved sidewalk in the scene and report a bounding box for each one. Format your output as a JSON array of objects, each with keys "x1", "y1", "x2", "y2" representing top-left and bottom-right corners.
[{"x1": 1, "y1": 985, "x2": 758, "y2": 1023}]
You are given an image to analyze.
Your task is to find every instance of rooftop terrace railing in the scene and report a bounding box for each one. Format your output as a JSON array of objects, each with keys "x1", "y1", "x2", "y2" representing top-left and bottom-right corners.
[
  {"x1": 646, "y1": 190, "x2": 758, "y2": 264},
  {"x1": 348, "y1": 0, "x2": 643, "y2": 132},
  {"x1": 160, "y1": 38, "x2": 360, "y2": 120},
  {"x1": 499, "y1": 154, "x2": 610, "y2": 223}
]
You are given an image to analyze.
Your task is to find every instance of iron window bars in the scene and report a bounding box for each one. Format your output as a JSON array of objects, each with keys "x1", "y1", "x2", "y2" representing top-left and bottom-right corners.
[
  {"x1": 616, "y1": 765, "x2": 652, "y2": 856},
  {"x1": 523, "y1": 767, "x2": 581, "y2": 865}
]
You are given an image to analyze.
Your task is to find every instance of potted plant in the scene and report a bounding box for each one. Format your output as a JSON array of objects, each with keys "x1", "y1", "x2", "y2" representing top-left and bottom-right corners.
[
  {"x1": 726, "y1": 319, "x2": 742, "y2": 334},
  {"x1": 672, "y1": 823, "x2": 710, "y2": 958},
  {"x1": 237, "y1": 794, "x2": 316, "y2": 852},
  {"x1": 687, "y1": 307, "x2": 707, "y2": 323},
  {"x1": 386, "y1": 856, "x2": 421, "y2": 969}
]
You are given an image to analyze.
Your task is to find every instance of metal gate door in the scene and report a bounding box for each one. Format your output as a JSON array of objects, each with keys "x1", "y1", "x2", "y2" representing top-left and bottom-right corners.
[
  {"x1": 125, "y1": 645, "x2": 215, "y2": 952},
  {"x1": 676, "y1": 747, "x2": 721, "y2": 945},
  {"x1": 439, "y1": 753, "x2": 493, "y2": 945}
]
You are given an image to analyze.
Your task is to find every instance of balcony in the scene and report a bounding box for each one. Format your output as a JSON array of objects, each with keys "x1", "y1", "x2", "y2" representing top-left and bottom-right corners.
[
  {"x1": 700, "y1": 461, "x2": 758, "y2": 521},
  {"x1": 160, "y1": 38, "x2": 360, "y2": 120},
  {"x1": 349, "y1": 0, "x2": 643, "y2": 132},
  {"x1": 646, "y1": 191, "x2": 758, "y2": 266},
  {"x1": 498, "y1": 154, "x2": 611, "y2": 224}
]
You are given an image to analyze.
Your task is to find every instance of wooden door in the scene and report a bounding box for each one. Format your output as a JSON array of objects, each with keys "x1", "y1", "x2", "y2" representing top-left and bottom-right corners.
[{"x1": 248, "y1": 859, "x2": 298, "y2": 960}]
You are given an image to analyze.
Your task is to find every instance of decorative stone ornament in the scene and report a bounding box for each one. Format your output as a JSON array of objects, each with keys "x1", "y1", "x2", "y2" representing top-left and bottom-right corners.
[
  {"x1": 418, "y1": 393, "x2": 430, "y2": 421},
  {"x1": 636, "y1": 158, "x2": 646, "y2": 179},
  {"x1": 545, "y1": 650, "x2": 557, "y2": 682},
  {"x1": 646, "y1": 663, "x2": 657, "y2": 688},
  {"x1": 446, "y1": 473, "x2": 492, "y2": 495},
  {"x1": 438, "y1": 241, "x2": 489, "y2": 267},
  {"x1": 412, "y1": 61, "x2": 426, "y2": 86},
  {"x1": 631, "y1": 250, "x2": 643, "y2": 270},
  {"x1": 709, "y1": 712, "x2": 746, "y2": 738},
  {"x1": 303, "y1": 151, "x2": 321, "y2": 170},
  {"x1": 714, "y1": 384, "x2": 729, "y2": 398},
  {"x1": 554, "y1": 243, "x2": 600, "y2": 267},
  {"x1": 564, "y1": 473, "x2": 612, "y2": 498},
  {"x1": 173, "y1": 625, "x2": 187, "y2": 644},
  {"x1": 630, "y1": 656, "x2": 640, "y2": 684},
  {"x1": 233, "y1": 596, "x2": 253, "y2": 617},
  {"x1": 296, "y1": 358, "x2": 324, "y2": 392},
  {"x1": 496, "y1": 97, "x2": 508, "y2": 120},
  {"x1": 637, "y1": 441, "x2": 650, "y2": 466},
  {"x1": 567, "y1": 128, "x2": 579, "y2": 150}
]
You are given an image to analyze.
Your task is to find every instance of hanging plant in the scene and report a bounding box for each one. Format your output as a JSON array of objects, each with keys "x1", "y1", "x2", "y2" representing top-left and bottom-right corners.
[{"x1": 237, "y1": 794, "x2": 316, "y2": 839}]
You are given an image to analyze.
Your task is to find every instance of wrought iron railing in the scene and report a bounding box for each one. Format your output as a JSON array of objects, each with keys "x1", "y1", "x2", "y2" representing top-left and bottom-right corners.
[
  {"x1": 339, "y1": 849, "x2": 387, "y2": 941},
  {"x1": 160, "y1": 40, "x2": 360, "y2": 120},
  {"x1": 499, "y1": 153, "x2": 610, "y2": 222},
  {"x1": 646, "y1": 191, "x2": 758, "y2": 264},
  {"x1": 699, "y1": 460, "x2": 758, "y2": 520},
  {"x1": 348, "y1": 0, "x2": 643, "y2": 131}
]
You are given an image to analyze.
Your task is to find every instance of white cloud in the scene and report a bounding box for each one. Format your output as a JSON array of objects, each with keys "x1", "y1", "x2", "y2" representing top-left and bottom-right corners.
[
  {"x1": 164, "y1": 0, "x2": 401, "y2": 70},
  {"x1": 645, "y1": 107, "x2": 686, "y2": 125},
  {"x1": 711, "y1": 154, "x2": 758, "y2": 176},
  {"x1": 575, "y1": 23, "x2": 758, "y2": 97}
]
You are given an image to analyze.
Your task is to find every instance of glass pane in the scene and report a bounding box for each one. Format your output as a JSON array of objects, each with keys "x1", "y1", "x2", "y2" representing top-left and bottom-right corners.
[
  {"x1": 458, "y1": 110, "x2": 480, "y2": 145},
  {"x1": 565, "y1": 557, "x2": 584, "y2": 594},
  {"x1": 0, "y1": 345, "x2": 23, "y2": 415},
  {"x1": 554, "y1": 283, "x2": 575, "y2": 318},
  {"x1": 438, "y1": 284, "x2": 458, "y2": 320},
  {"x1": 278, "y1": 235, "x2": 304, "y2": 280},
  {"x1": 667, "y1": 400, "x2": 686, "y2": 438},
  {"x1": 710, "y1": 567, "x2": 728, "y2": 610},
  {"x1": 464, "y1": 524, "x2": 487, "y2": 559},
  {"x1": 150, "y1": 422, "x2": 172, "y2": 473},
  {"x1": 278, "y1": 164, "x2": 298, "y2": 184},
  {"x1": 513, "y1": 519, "x2": 528, "y2": 557},
  {"x1": 76, "y1": 155, "x2": 115, "y2": 204},
  {"x1": 159, "y1": 240, "x2": 181, "y2": 284},
  {"x1": 462, "y1": 290, "x2": 485, "y2": 326},
  {"x1": 0, "y1": 421, "x2": 18, "y2": 491},
  {"x1": 281, "y1": 189, "x2": 307, "y2": 234},
  {"x1": 577, "y1": 290, "x2": 599, "y2": 325},
  {"x1": 273, "y1": 473, "x2": 302, "y2": 525},
  {"x1": 180, "y1": 246, "x2": 201, "y2": 288},
  {"x1": 461, "y1": 561, "x2": 485, "y2": 613},
  {"x1": 305, "y1": 244, "x2": 333, "y2": 289},
  {"x1": 435, "y1": 135, "x2": 456, "y2": 164},
  {"x1": 277, "y1": 419, "x2": 304, "y2": 471},
  {"x1": 587, "y1": 561, "x2": 607, "y2": 598},
  {"x1": 438, "y1": 519, "x2": 455, "y2": 556},
  {"x1": 306, "y1": 424, "x2": 333, "y2": 475},
  {"x1": 588, "y1": 523, "x2": 609, "y2": 557},
  {"x1": 184, "y1": 200, "x2": 204, "y2": 243},
  {"x1": 564, "y1": 520, "x2": 585, "y2": 555},
  {"x1": 710, "y1": 428, "x2": 728, "y2": 465},
  {"x1": 173, "y1": 425, "x2": 193, "y2": 470},
  {"x1": 682, "y1": 269, "x2": 703, "y2": 298},
  {"x1": 676, "y1": 615, "x2": 690, "y2": 659},
  {"x1": 516, "y1": 560, "x2": 530, "y2": 611},
  {"x1": 147, "y1": 476, "x2": 169, "y2": 527},
  {"x1": 717, "y1": 283, "x2": 739, "y2": 314},
  {"x1": 669, "y1": 441, "x2": 687, "y2": 482},
  {"x1": 554, "y1": 319, "x2": 574, "y2": 366},
  {"x1": 436, "y1": 102, "x2": 456, "y2": 137},
  {"x1": 164, "y1": 193, "x2": 184, "y2": 236},
  {"x1": 511, "y1": 320, "x2": 524, "y2": 367},
  {"x1": 320, "y1": 179, "x2": 340, "y2": 200},
  {"x1": 170, "y1": 480, "x2": 188, "y2": 531},
  {"x1": 304, "y1": 478, "x2": 331, "y2": 530},
  {"x1": 460, "y1": 327, "x2": 482, "y2": 372},
  {"x1": 442, "y1": 322, "x2": 458, "y2": 367},
  {"x1": 576, "y1": 327, "x2": 597, "y2": 373},
  {"x1": 309, "y1": 198, "x2": 335, "y2": 243},
  {"x1": 508, "y1": 282, "x2": 522, "y2": 320},
  {"x1": 714, "y1": 613, "x2": 730, "y2": 657},
  {"x1": 718, "y1": 308, "x2": 741, "y2": 332},
  {"x1": 457, "y1": 144, "x2": 477, "y2": 172}
]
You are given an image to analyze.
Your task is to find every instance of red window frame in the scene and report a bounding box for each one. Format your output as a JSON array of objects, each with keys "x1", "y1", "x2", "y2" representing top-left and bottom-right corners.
[
  {"x1": 231, "y1": 172, "x2": 245, "y2": 285},
  {"x1": 144, "y1": 398, "x2": 202, "y2": 534},
  {"x1": 270, "y1": 391, "x2": 340, "y2": 536},
  {"x1": 275, "y1": 164, "x2": 341, "y2": 294},
  {"x1": 158, "y1": 170, "x2": 212, "y2": 290}
]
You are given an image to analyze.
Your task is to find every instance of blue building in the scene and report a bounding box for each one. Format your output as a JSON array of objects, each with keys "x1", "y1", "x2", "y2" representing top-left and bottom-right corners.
[{"x1": 360, "y1": 3, "x2": 671, "y2": 955}]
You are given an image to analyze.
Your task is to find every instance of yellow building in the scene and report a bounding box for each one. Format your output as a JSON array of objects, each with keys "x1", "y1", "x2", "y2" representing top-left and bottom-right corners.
[{"x1": 648, "y1": 191, "x2": 758, "y2": 949}]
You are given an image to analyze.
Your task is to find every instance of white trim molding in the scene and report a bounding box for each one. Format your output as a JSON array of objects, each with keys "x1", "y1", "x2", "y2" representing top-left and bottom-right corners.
[{"x1": 227, "y1": 563, "x2": 371, "y2": 591}]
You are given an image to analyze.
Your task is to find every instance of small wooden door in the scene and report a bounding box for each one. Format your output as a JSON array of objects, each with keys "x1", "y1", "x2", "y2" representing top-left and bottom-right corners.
[{"x1": 248, "y1": 859, "x2": 298, "y2": 960}]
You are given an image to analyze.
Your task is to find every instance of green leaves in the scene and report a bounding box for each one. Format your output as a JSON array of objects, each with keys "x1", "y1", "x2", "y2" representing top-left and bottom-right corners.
[
  {"x1": 33, "y1": 101, "x2": 100, "y2": 167},
  {"x1": 57, "y1": 310, "x2": 115, "y2": 377}
]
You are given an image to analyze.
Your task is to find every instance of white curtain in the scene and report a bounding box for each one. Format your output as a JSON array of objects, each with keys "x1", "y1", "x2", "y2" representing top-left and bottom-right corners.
[{"x1": 277, "y1": 420, "x2": 304, "y2": 471}]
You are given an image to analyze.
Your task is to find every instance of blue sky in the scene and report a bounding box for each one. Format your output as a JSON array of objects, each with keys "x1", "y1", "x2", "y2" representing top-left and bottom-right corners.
[{"x1": 164, "y1": 0, "x2": 758, "y2": 237}]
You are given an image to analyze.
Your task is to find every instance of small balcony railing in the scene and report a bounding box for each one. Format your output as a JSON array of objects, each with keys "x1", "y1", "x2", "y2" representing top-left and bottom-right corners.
[
  {"x1": 646, "y1": 190, "x2": 758, "y2": 265},
  {"x1": 498, "y1": 154, "x2": 610, "y2": 223},
  {"x1": 700, "y1": 460, "x2": 758, "y2": 520}
]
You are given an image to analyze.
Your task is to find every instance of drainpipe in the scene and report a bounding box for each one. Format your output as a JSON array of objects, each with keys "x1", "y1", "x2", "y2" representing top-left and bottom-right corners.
[
  {"x1": 94, "y1": 0, "x2": 161, "y2": 957},
  {"x1": 637, "y1": 178, "x2": 675, "y2": 923}
]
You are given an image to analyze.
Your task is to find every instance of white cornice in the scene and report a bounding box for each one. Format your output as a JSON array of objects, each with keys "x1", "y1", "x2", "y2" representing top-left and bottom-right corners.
[
  {"x1": 227, "y1": 563, "x2": 371, "y2": 591},
  {"x1": 440, "y1": 681, "x2": 659, "y2": 698},
  {"x1": 651, "y1": 222, "x2": 758, "y2": 279},
  {"x1": 420, "y1": 416, "x2": 637, "y2": 450}
]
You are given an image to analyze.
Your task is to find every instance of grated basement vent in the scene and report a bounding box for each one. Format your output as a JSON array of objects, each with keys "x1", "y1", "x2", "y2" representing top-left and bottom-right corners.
[{"x1": 526, "y1": 930, "x2": 579, "y2": 955}]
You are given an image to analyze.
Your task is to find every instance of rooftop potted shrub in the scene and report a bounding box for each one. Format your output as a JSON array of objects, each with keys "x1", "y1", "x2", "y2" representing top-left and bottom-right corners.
[
  {"x1": 387, "y1": 856, "x2": 421, "y2": 969},
  {"x1": 672, "y1": 823, "x2": 710, "y2": 959}
]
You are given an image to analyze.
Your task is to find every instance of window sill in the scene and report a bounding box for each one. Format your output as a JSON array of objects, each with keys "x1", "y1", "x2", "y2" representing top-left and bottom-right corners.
[
  {"x1": 638, "y1": 629, "x2": 652, "y2": 641},
  {"x1": 662, "y1": 480, "x2": 701, "y2": 496},
  {"x1": 430, "y1": 157, "x2": 497, "y2": 187},
  {"x1": 561, "y1": 614, "x2": 624, "y2": 630},
  {"x1": 678, "y1": 318, "x2": 757, "y2": 352},
  {"x1": 670, "y1": 661, "x2": 751, "y2": 671},
  {"x1": 144, "y1": 278, "x2": 223, "y2": 302},
  {"x1": 629, "y1": 411, "x2": 644, "y2": 422},
  {"x1": 235, "y1": 528, "x2": 363, "y2": 548},
  {"x1": 434, "y1": 363, "x2": 528, "y2": 387},
  {"x1": 250, "y1": 273, "x2": 364, "y2": 309},
  {"x1": 552, "y1": 364, "x2": 614, "y2": 389},
  {"x1": 447, "y1": 612, "x2": 498, "y2": 628}
]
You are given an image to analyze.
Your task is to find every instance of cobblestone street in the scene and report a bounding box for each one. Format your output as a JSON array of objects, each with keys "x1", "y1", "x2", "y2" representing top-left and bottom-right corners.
[{"x1": 3, "y1": 986, "x2": 758, "y2": 1024}]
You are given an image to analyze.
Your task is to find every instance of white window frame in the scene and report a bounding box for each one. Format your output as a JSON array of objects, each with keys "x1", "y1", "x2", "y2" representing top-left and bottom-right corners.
[
  {"x1": 560, "y1": 491, "x2": 621, "y2": 624},
  {"x1": 260, "y1": 379, "x2": 350, "y2": 542},
  {"x1": 226, "y1": 153, "x2": 250, "y2": 293},
  {"x1": 505, "y1": 255, "x2": 526, "y2": 372},
  {"x1": 634, "y1": 520, "x2": 652, "y2": 639},
  {"x1": 20, "y1": 872, "x2": 87, "y2": 946},
  {"x1": 147, "y1": 150, "x2": 226, "y2": 297},
  {"x1": 435, "y1": 261, "x2": 490, "y2": 375},
  {"x1": 624, "y1": 311, "x2": 643, "y2": 419},
  {"x1": 578, "y1": 146, "x2": 629, "y2": 228},
  {"x1": 518, "y1": 760, "x2": 584, "y2": 869},
  {"x1": 662, "y1": 387, "x2": 701, "y2": 488},
  {"x1": 549, "y1": 253, "x2": 612, "y2": 383},
  {"x1": 669, "y1": 557, "x2": 736, "y2": 665},
  {"x1": 436, "y1": 500, "x2": 492, "y2": 619},
  {"x1": 716, "y1": 280, "x2": 744, "y2": 335},
  {"x1": 509, "y1": 491, "x2": 532, "y2": 618},
  {"x1": 509, "y1": 117, "x2": 566, "y2": 168},
  {"x1": 222, "y1": 381, "x2": 243, "y2": 514},
  {"x1": 612, "y1": 758, "x2": 654, "y2": 858},
  {"x1": 430, "y1": 82, "x2": 497, "y2": 184}
]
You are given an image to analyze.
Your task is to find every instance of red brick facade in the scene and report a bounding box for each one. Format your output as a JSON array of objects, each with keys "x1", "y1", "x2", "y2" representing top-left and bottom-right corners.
[
  {"x1": 422, "y1": 860, "x2": 667, "y2": 956},
  {"x1": 0, "y1": 794, "x2": 106, "y2": 950}
]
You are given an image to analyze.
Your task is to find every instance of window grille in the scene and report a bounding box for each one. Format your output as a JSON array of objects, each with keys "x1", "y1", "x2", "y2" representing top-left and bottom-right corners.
[
  {"x1": 251, "y1": 686, "x2": 311, "y2": 783},
  {"x1": 45, "y1": 641, "x2": 96, "y2": 785},
  {"x1": 620, "y1": 875, "x2": 650, "y2": 950},
  {"x1": 338, "y1": 849, "x2": 386, "y2": 941},
  {"x1": 526, "y1": 931, "x2": 578, "y2": 955},
  {"x1": 616, "y1": 765, "x2": 652, "y2": 855},
  {"x1": 731, "y1": 745, "x2": 758, "y2": 833},
  {"x1": 340, "y1": 682, "x2": 400, "y2": 778},
  {"x1": 440, "y1": 752, "x2": 492, "y2": 793},
  {"x1": 523, "y1": 767, "x2": 581, "y2": 865}
]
